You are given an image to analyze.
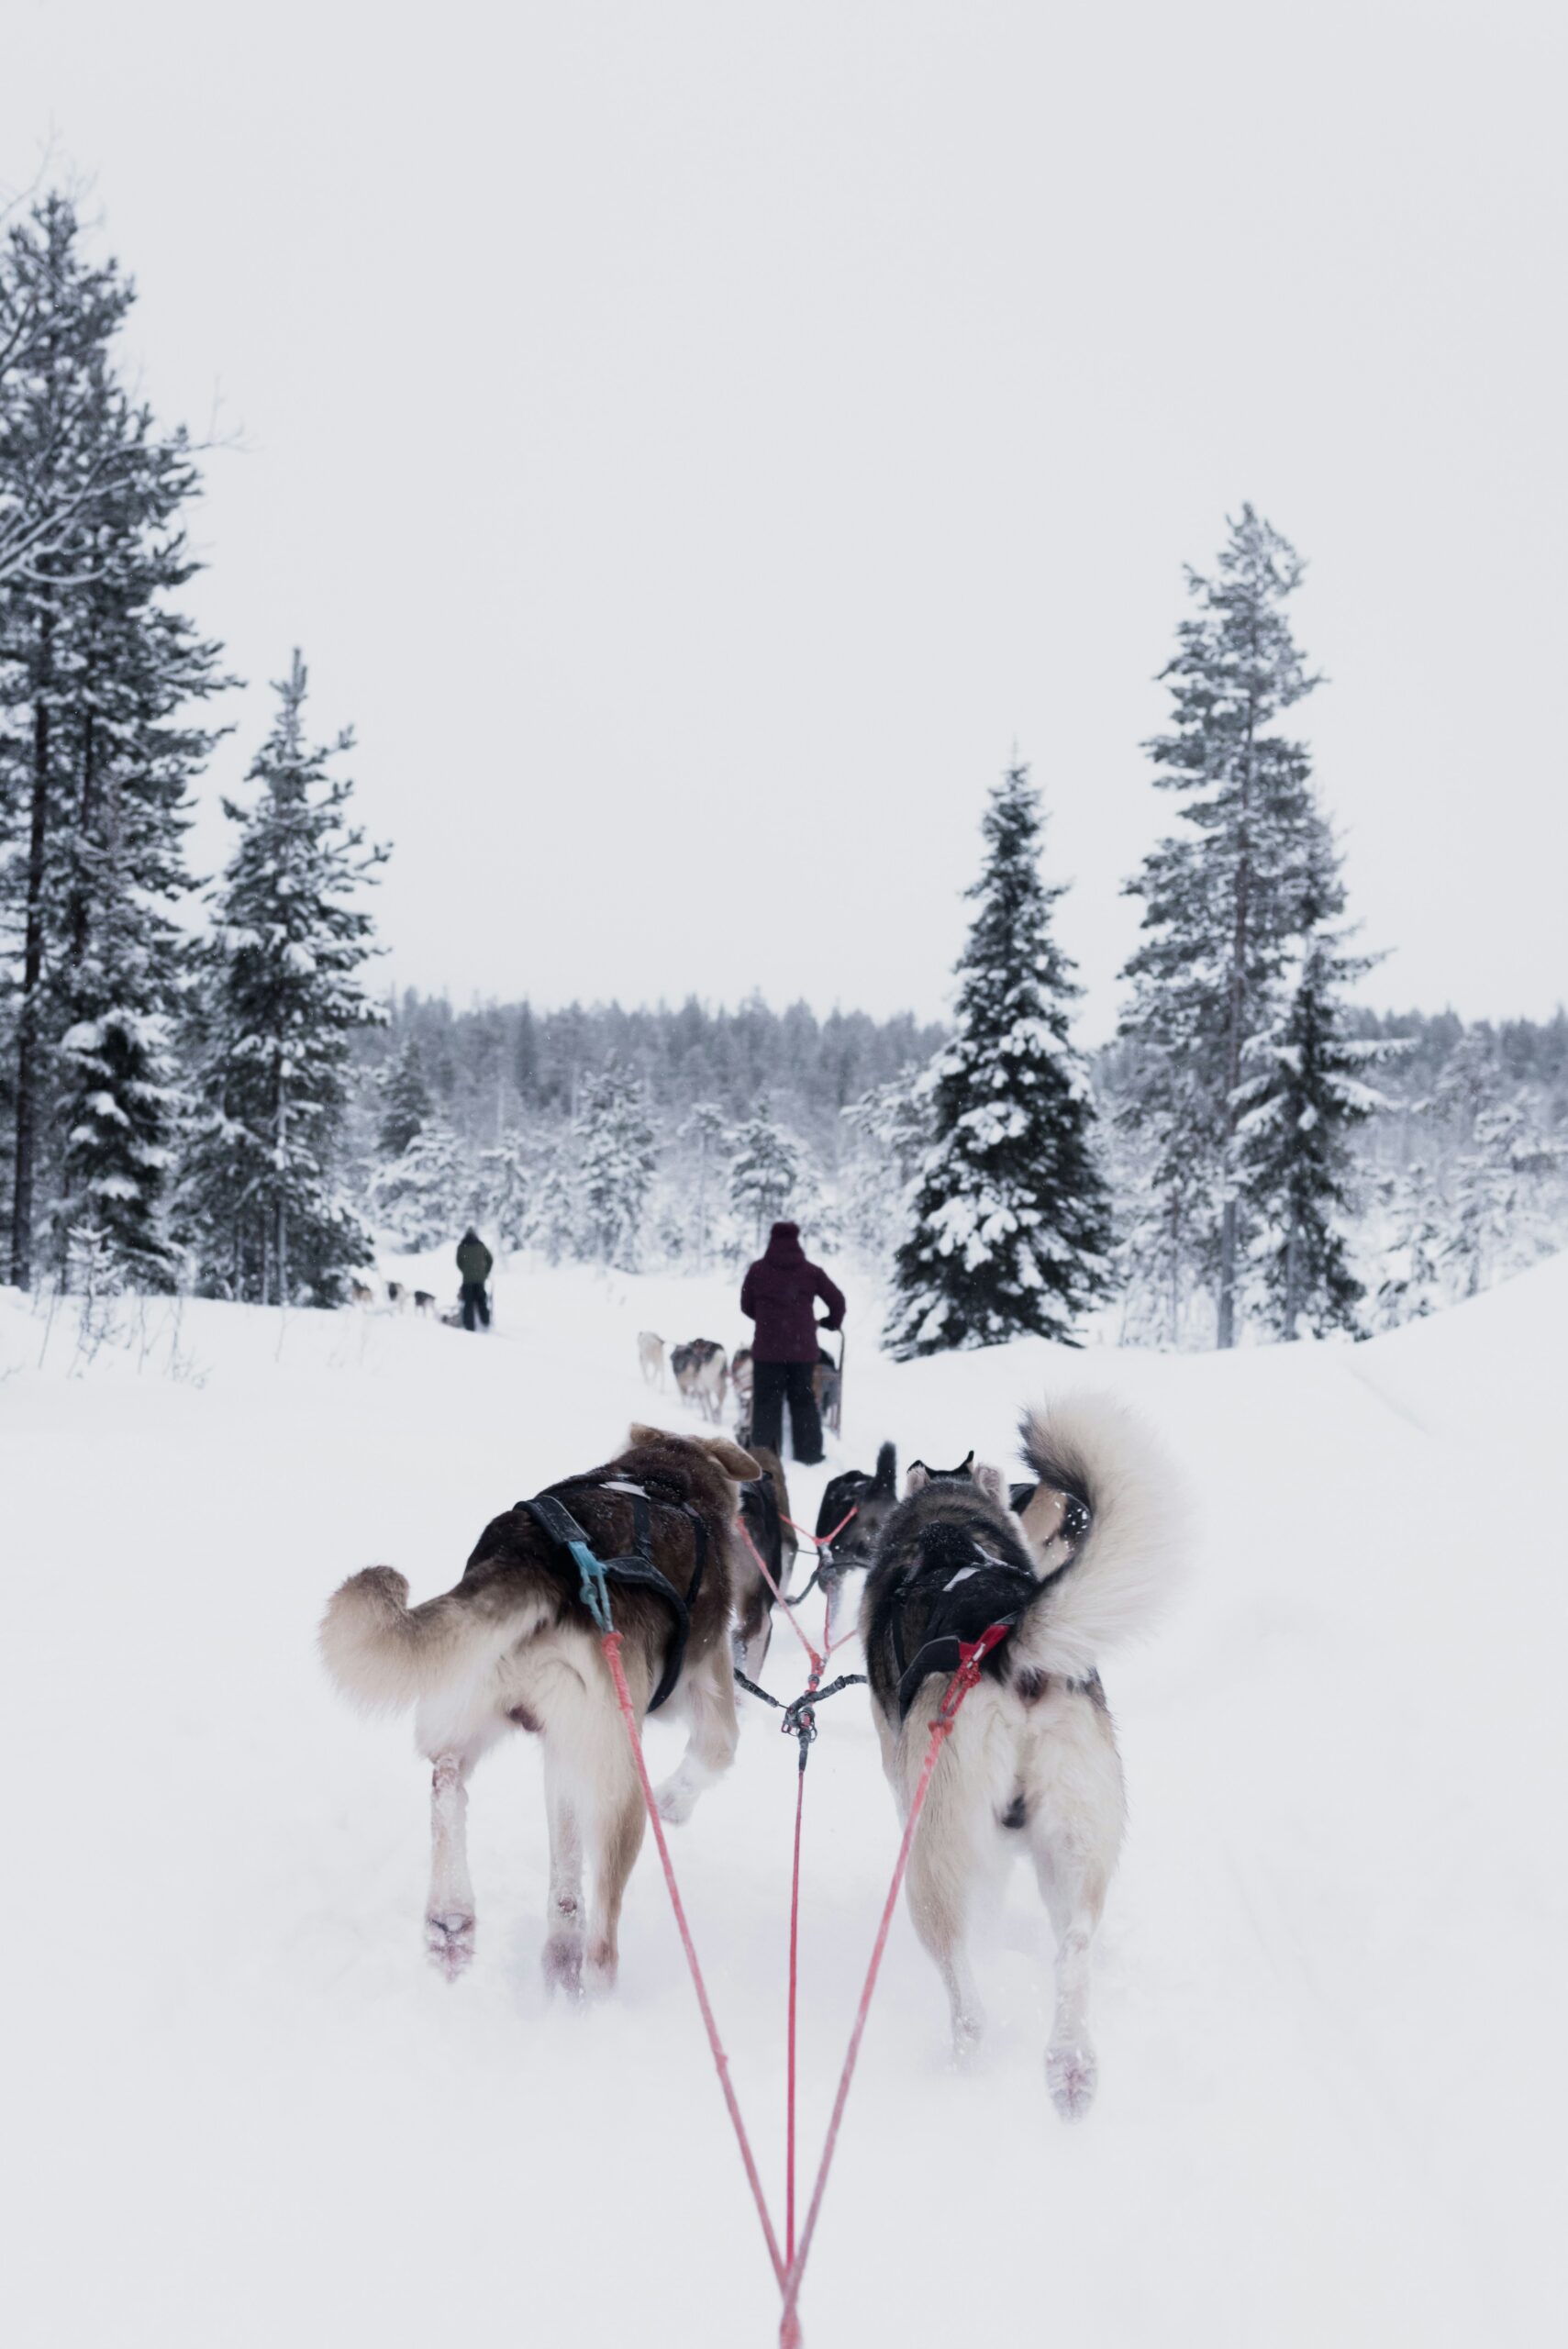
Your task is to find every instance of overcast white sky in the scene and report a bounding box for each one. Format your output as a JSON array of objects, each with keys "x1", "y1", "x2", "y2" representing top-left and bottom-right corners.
[{"x1": 6, "y1": 1, "x2": 1564, "y2": 1037}]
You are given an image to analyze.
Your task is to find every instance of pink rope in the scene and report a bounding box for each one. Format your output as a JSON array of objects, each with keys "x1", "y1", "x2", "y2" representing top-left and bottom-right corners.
[
  {"x1": 777, "y1": 1626, "x2": 1011, "y2": 2343},
  {"x1": 600, "y1": 1631, "x2": 784, "y2": 2288}
]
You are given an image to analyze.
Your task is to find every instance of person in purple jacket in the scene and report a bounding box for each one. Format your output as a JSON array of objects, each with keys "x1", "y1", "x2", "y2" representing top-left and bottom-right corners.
[{"x1": 739, "y1": 1220, "x2": 846, "y2": 1465}]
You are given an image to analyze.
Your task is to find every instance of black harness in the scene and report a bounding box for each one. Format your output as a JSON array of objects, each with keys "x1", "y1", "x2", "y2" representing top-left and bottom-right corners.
[
  {"x1": 888, "y1": 1531, "x2": 1042, "y2": 1720},
  {"x1": 515, "y1": 1480, "x2": 709, "y2": 1713}
]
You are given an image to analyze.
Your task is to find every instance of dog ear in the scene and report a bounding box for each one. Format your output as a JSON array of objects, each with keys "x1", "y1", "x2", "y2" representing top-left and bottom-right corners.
[
  {"x1": 973, "y1": 1462, "x2": 1008, "y2": 1508},
  {"x1": 628, "y1": 1421, "x2": 668, "y2": 1451},
  {"x1": 873, "y1": 1440, "x2": 896, "y2": 1491},
  {"x1": 905, "y1": 1462, "x2": 929, "y2": 1494},
  {"x1": 698, "y1": 1435, "x2": 762, "y2": 1481}
]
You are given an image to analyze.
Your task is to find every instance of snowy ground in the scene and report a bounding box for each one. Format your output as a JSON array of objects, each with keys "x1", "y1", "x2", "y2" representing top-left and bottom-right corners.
[{"x1": 4, "y1": 1255, "x2": 1565, "y2": 2348}]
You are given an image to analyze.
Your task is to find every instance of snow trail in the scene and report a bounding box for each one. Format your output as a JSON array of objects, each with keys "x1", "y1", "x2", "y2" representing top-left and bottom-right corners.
[{"x1": 3, "y1": 1258, "x2": 1564, "y2": 2347}]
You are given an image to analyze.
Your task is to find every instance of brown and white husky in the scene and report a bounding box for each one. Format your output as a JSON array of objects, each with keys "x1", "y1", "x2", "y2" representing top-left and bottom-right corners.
[
  {"x1": 319, "y1": 1425, "x2": 759, "y2": 1992},
  {"x1": 860, "y1": 1395, "x2": 1181, "y2": 2119}
]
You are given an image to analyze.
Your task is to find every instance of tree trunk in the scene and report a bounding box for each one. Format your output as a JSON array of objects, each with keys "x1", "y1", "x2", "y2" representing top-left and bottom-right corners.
[
  {"x1": 1216, "y1": 703, "x2": 1258, "y2": 1350},
  {"x1": 10, "y1": 674, "x2": 53, "y2": 1288}
]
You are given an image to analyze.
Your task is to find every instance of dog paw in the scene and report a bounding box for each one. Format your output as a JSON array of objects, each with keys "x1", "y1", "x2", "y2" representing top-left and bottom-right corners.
[
  {"x1": 654, "y1": 1776, "x2": 696, "y2": 1826},
  {"x1": 541, "y1": 1932, "x2": 584, "y2": 1998},
  {"x1": 584, "y1": 1939, "x2": 619, "y2": 1998},
  {"x1": 1046, "y1": 2043, "x2": 1097, "y2": 2120},
  {"x1": 951, "y1": 2009, "x2": 985, "y2": 2067},
  {"x1": 425, "y1": 1910, "x2": 475, "y2": 1980}
]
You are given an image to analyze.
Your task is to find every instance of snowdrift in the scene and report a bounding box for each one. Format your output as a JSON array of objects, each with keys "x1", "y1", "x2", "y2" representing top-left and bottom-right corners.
[{"x1": 3, "y1": 1259, "x2": 1563, "y2": 2348}]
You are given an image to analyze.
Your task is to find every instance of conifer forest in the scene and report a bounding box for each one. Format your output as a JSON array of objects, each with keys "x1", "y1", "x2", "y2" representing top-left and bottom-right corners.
[{"x1": 3, "y1": 193, "x2": 1563, "y2": 1342}]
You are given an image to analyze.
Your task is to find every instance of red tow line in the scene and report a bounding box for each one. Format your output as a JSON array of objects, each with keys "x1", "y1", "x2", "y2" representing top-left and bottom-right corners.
[{"x1": 601, "y1": 1507, "x2": 1008, "y2": 2346}]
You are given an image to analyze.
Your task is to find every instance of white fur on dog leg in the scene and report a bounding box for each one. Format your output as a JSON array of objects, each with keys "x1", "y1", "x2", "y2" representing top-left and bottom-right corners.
[
  {"x1": 653, "y1": 1771, "x2": 697, "y2": 1825},
  {"x1": 1046, "y1": 2042, "x2": 1098, "y2": 2120}
]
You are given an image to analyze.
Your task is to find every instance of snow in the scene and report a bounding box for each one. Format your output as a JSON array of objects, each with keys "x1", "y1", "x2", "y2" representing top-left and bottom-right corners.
[{"x1": 4, "y1": 1255, "x2": 1564, "y2": 2348}]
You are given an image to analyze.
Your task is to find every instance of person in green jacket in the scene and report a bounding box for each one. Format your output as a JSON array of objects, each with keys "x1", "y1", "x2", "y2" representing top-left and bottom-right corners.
[{"x1": 456, "y1": 1228, "x2": 494, "y2": 1330}]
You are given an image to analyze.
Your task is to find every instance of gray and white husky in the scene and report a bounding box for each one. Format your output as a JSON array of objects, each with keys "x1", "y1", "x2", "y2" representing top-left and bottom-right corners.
[
  {"x1": 860, "y1": 1394, "x2": 1181, "y2": 2119},
  {"x1": 319, "y1": 1425, "x2": 759, "y2": 1994}
]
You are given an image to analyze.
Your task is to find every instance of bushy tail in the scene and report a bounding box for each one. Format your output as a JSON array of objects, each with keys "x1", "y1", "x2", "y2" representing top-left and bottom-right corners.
[
  {"x1": 318, "y1": 1566, "x2": 554, "y2": 1713},
  {"x1": 1013, "y1": 1394, "x2": 1187, "y2": 1680}
]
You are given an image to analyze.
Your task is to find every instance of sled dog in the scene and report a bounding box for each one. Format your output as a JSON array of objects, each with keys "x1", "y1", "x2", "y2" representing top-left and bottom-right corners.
[
  {"x1": 637, "y1": 1330, "x2": 666, "y2": 1389},
  {"x1": 812, "y1": 1442, "x2": 899, "y2": 1640},
  {"x1": 385, "y1": 1280, "x2": 409, "y2": 1312},
  {"x1": 320, "y1": 1425, "x2": 759, "y2": 1992},
  {"x1": 732, "y1": 1443, "x2": 799, "y2": 1679},
  {"x1": 349, "y1": 1277, "x2": 375, "y2": 1308},
  {"x1": 413, "y1": 1289, "x2": 437, "y2": 1319},
  {"x1": 860, "y1": 1396, "x2": 1180, "y2": 2119},
  {"x1": 730, "y1": 1347, "x2": 754, "y2": 1441},
  {"x1": 672, "y1": 1339, "x2": 728, "y2": 1424}
]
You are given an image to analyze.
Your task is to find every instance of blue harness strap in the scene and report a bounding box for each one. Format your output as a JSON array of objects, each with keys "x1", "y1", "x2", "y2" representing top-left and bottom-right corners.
[{"x1": 515, "y1": 1487, "x2": 707, "y2": 1712}]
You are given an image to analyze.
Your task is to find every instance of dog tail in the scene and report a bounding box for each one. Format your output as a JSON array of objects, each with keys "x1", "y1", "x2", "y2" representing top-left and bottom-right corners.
[
  {"x1": 318, "y1": 1565, "x2": 557, "y2": 1713},
  {"x1": 1014, "y1": 1393, "x2": 1186, "y2": 1679}
]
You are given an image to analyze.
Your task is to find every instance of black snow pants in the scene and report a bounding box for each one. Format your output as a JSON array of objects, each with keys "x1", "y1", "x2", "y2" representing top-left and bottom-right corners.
[
  {"x1": 751, "y1": 1360, "x2": 822, "y2": 1465},
  {"x1": 461, "y1": 1281, "x2": 491, "y2": 1331}
]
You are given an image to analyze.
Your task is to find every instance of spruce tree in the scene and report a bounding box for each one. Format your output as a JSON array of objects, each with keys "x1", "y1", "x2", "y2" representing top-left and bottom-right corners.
[
  {"x1": 1119, "y1": 506, "x2": 1321, "y2": 1346},
  {"x1": 885, "y1": 763, "x2": 1113, "y2": 1357},
  {"x1": 369, "y1": 1119, "x2": 467, "y2": 1251},
  {"x1": 1233, "y1": 835, "x2": 1392, "y2": 1338},
  {"x1": 576, "y1": 1062, "x2": 657, "y2": 1268},
  {"x1": 1, "y1": 194, "x2": 222, "y2": 1286},
  {"x1": 727, "y1": 1103, "x2": 802, "y2": 1250},
  {"x1": 377, "y1": 1033, "x2": 432, "y2": 1157},
  {"x1": 678, "y1": 1100, "x2": 728, "y2": 1270},
  {"x1": 183, "y1": 653, "x2": 384, "y2": 1304}
]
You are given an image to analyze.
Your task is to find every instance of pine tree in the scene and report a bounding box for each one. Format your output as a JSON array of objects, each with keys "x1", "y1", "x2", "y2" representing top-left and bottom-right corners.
[
  {"x1": 377, "y1": 1032, "x2": 432, "y2": 1157},
  {"x1": 885, "y1": 763, "x2": 1114, "y2": 1357},
  {"x1": 526, "y1": 1129, "x2": 580, "y2": 1264},
  {"x1": 1, "y1": 193, "x2": 222, "y2": 1286},
  {"x1": 1119, "y1": 507, "x2": 1322, "y2": 1346},
  {"x1": 474, "y1": 1130, "x2": 529, "y2": 1252},
  {"x1": 1372, "y1": 1160, "x2": 1447, "y2": 1329},
  {"x1": 369, "y1": 1120, "x2": 468, "y2": 1251},
  {"x1": 727, "y1": 1102, "x2": 802, "y2": 1250},
  {"x1": 677, "y1": 1099, "x2": 728, "y2": 1269},
  {"x1": 183, "y1": 653, "x2": 384, "y2": 1304},
  {"x1": 576, "y1": 1062, "x2": 657, "y2": 1268},
  {"x1": 1233, "y1": 836, "x2": 1392, "y2": 1338}
]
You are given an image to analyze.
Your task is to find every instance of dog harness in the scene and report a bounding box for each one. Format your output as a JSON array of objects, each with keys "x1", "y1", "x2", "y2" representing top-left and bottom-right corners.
[
  {"x1": 515, "y1": 1479, "x2": 708, "y2": 1713},
  {"x1": 889, "y1": 1542, "x2": 1040, "y2": 1718}
]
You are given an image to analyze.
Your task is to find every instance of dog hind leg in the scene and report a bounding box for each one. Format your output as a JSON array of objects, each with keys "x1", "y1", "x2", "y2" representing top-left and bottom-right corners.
[
  {"x1": 425, "y1": 1742, "x2": 484, "y2": 1979},
  {"x1": 903, "y1": 1729, "x2": 994, "y2": 2062},
  {"x1": 584, "y1": 1768, "x2": 645, "y2": 1995},
  {"x1": 1027, "y1": 1697, "x2": 1126, "y2": 2119},
  {"x1": 541, "y1": 1758, "x2": 586, "y2": 1997}
]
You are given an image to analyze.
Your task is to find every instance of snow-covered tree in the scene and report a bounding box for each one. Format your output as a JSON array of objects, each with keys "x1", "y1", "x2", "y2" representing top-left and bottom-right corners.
[
  {"x1": 1445, "y1": 1100, "x2": 1565, "y2": 1299},
  {"x1": 377, "y1": 1032, "x2": 432, "y2": 1158},
  {"x1": 474, "y1": 1130, "x2": 529, "y2": 1252},
  {"x1": 182, "y1": 653, "x2": 384, "y2": 1304},
  {"x1": 678, "y1": 1100, "x2": 728, "y2": 1270},
  {"x1": 727, "y1": 1102, "x2": 803, "y2": 1251},
  {"x1": 526, "y1": 1129, "x2": 579, "y2": 1264},
  {"x1": 840, "y1": 1063, "x2": 930, "y2": 1265},
  {"x1": 885, "y1": 763, "x2": 1114, "y2": 1357},
  {"x1": 370, "y1": 1119, "x2": 468, "y2": 1252},
  {"x1": 1119, "y1": 507, "x2": 1322, "y2": 1347},
  {"x1": 1, "y1": 193, "x2": 225, "y2": 1286},
  {"x1": 577, "y1": 1062, "x2": 657, "y2": 1268},
  {"x1": 1371, "y1": 1160, "x2": 1447, "y2": 1330},
  {"x1": 1233, "y1": 838, "x2": 1394, "y2": 1338}
]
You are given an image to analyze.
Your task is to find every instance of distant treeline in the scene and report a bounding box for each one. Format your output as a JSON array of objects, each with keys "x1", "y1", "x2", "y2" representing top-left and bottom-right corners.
[{"x1": 352, "y1": 991, "x2": 949, "y2": 1160}]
